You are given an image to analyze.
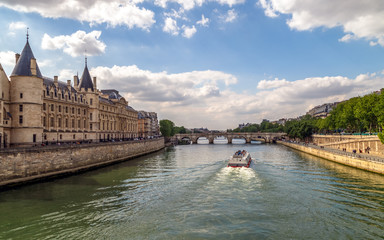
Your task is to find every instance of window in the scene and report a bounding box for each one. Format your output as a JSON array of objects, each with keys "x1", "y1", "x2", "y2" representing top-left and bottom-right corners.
[
  {"x1": 85, "y1": 134, "x2": 87, "y2": 139},
  {"x1": 84, "y1": 119, "x2": 86, "y2": 128},
  {"x1": 19, "y1": 115, "x2": 23, "y2": 124},
  {"x1": 43, "y1": 117, "x2": 46, "y2": 127},
  {"x1": 90, "y1": 113, "x2": 93, "y2": 121},
  {"x1": 90, "y1": 98, "x2": 93, "y2": 105},
  {"x1": 65, "y1": 119, "x2": 68, "y2": 128},
  {"x1": 72, "y1": 107, "x2": 74, "y2": 114},
  {"x1": 78, "y1": 120, "x2": 80, "y2": 128},
  {"x1": 60, "y1": 134, "x2": 62, "y2": 140},
  {"x1": 51, "y1": 104, "x2": 54, "y2": 111},
  {"x1": 20, "y1": 93, "x2": 23, "y2": 98},
  {"x1": 72, "y1": 119, "x2": 75, "y2": 128},
  {"x1": 78, "y1": 108, "x2": 80, "y2": 114},
  {"x1": 33, "y1": 134, "x2": 36, "y2": 143},
  {"x1": 50, "y1": 117, "x2": 54, "y2": 127},
  {"x1": 90, "y1": 123, "x2": 93, "y2": 130},
  {"x1": 19, "y1": 105, "x2": 23, "y2": 112},
  {"x1": 58, "y1": 118, "x2": 62, "y2": 127},
  {"x1": 83, "y1": 109, "x2": 86, "y2": 115},
  {"x1": 59, "y1": 105, "x2": 61, "y2": 112},
  {"x1": 73, "y1": 134, "x2": 76, "y2": 140},
  {"x1": 66, "y1": 106, "x2": 68, "y2": 113},
  {"x1": 43, "y1": 103, "x2": 46, "y2": 111}
]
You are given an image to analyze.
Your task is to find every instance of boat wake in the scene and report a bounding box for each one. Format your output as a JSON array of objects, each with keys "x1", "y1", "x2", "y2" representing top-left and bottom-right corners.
[{"x1": 219, "y1": 165, "x2": 257, "y2": 181}]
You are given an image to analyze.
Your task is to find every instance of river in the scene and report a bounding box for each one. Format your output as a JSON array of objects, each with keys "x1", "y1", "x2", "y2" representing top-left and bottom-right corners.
[{"x1": 1, "y1": 144, "x2": 384, "y2": 239}]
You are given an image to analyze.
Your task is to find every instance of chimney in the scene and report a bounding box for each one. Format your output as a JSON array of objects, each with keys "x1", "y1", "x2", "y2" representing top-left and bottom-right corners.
[
  {"x1": 54, "y1": 76, "x2": 58, "y2": 86},
  {"x1": 74, "y1": 75, "x2": 78, "y2": 89},
  {"x1": 93, "y1": 77, "x2": 97, "y2": 90},
  {"x1": 67, "y1": 80, "x2": 71, "y2": 88},
  {"x1": 30, "y1": 58, "x2": 37, "y2": 76},
  {"x1": 15, "y1": 53, "x2": 20, "y2": 64}
]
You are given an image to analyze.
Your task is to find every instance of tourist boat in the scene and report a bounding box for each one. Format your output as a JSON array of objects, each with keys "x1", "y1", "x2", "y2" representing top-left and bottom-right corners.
[{"x1": 227, "y1": 150, "x2": 252, "y2": 168}]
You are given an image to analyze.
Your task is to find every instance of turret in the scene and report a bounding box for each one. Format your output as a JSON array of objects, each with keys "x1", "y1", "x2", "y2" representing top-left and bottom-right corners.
[{"x1": 9, "y1": 32, "x2": 43, "y2": 146}]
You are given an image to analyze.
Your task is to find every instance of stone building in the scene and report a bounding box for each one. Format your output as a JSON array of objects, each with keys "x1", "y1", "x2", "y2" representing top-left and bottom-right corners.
[
  {"x1": 138, "y1": 111, "x2": 159, "y2": 138},
  {"x1": 307, "y1": 102, "x2": 339, "y2": 119},
  {"x1": 0, "y1": 37, "x2": 138, "y2": 147}
]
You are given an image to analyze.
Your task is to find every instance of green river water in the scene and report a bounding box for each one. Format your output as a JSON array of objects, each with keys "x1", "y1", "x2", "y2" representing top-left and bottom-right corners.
[{"x1": 0, "y1": 144, "x2": 384, "y2": 239}]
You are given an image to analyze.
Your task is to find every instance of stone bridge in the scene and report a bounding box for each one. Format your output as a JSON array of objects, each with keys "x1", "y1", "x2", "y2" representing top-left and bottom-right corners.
[{"x1": 174, "y1": 132, "x2": 286, "y2": 144}]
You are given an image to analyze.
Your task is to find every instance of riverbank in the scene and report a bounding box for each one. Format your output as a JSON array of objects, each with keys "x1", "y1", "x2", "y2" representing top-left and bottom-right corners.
[
  {"x1": 278, "y1": 140, "x2": 384, "y2": 175},
  {"x1": 0, "y1": 138, "x2": 165, "y2": 189}
]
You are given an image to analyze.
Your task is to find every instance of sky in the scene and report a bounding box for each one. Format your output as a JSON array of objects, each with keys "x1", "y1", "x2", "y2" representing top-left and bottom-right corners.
[{"x1": 0, "y1": 0, "x2": 384, "y2": 130}]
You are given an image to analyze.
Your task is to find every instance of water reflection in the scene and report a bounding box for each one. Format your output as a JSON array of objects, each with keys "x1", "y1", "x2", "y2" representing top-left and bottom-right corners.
[{"x1": 0, "y1": 144, "x2": 383, "y2": 239}]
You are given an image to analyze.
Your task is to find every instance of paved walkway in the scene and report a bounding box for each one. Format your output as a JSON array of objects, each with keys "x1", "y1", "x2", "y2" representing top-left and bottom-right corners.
[{"x1": 284, "y1": 141, "x2": 384, "y2": 164}]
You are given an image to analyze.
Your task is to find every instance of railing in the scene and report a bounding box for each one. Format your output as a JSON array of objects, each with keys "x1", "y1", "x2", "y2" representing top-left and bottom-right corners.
[{"x1": 284, "y1": 140, "x2": 384, "y2": 164}]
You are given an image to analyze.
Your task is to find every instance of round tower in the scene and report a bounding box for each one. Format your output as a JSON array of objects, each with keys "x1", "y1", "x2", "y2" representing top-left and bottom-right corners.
[{"x1": 9, "y1": 35, "x2": 43, "y2": 146}]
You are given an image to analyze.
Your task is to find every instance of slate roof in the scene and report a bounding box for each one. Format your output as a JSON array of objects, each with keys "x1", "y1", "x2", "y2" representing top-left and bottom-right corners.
[
  {"x1": 43, "y1": 77, "x2": 76, "y2": 92},
  {"x1": 11, "y1": 40, "x2": 43, "y2": 78},
  {"x1": 101, "y1": 89, "x2": 123, "y2": 100},
  {"x1": 78, "y1": 59, "x2": 94, "y2": 91},
  {"x1": 126, "y1": 106, "x2": 137, "y2": 112}
]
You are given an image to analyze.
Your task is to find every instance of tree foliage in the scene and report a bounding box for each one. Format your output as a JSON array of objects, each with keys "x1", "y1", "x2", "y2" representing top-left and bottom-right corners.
[
  {"x1": 160, "y1": 119, "x2": 175, "y2": 137},
  {"x1": 160, "y1": 120, "x2": 190, "y2": 137},
  {"x1": 232, "y1": 120, "x2": 284, "y2": 133}
]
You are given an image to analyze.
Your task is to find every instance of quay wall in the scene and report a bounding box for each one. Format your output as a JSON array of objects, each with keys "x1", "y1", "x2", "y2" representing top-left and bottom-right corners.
[
  {"x1": 0, "y1": 138, "x2": 165, "y2": 188},
  {"x1": 279, "y1": 141, "x2": 384, "y2": 175},
  {"x1": 311, "y1": 135, "x2": 384, "y2": 157}
]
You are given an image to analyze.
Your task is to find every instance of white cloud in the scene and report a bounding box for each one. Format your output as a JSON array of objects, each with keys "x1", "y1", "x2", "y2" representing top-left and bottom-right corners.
[
  {"x1": 163, "y1": 17, "x2": 179, "y2": 35},
  {"x1": 155, "y1": 0, "x2": 244, "y2": 10},
  {"x1": 257, "y1": 78, "x2": 289, "y2": 89},
  {"x1": 258, "y1": 0, "x2": 384, "y2": 47},
  {"x1": 0, "y1": 51, "x2": 16, "y2": 67},
  {"x1": 41, "y1": 30, "x2": 106, "y2": 57},
  {"x1": 182, "y1": 25, "x2": 197, "y2": 38},
  {"x1": 197, "y1": 14, "x2": 210, "y2": 27},
  {"x1": 224, "y1": 9, "x2": 237, "y2": 22},
  {"x1": 88, "y1": 63, "x2": 384, "y2": 129},
  {"x1": 58, "y1": 69, "x2": 76, "y2": 81},
  {"x1": 9, "y1": 21, "x2": 27, "y2": 30},
  {"x1": 0, "y1": 0, "x2": 155, "y2": 30},
  {"x1": 215, "y1": 0, "x2": 245, "y2": 7}
]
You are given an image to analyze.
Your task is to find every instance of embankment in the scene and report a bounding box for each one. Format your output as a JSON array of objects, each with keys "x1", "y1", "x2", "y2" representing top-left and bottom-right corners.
[
  {"x1": 0, "y1": 138, "x2": 164, "y2": 188},
  {"x1": 279, "y1": 141, "x2": 384, "y2": 175}
]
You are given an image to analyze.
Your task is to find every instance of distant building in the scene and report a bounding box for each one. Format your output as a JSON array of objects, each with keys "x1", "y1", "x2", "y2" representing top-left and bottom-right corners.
[
  {"x1": 192, "y1": 127, "x2": 209, "y2": 133},
  {"x1": 138, "y1": 111, "x2": 159, "y2": 138},
  {"x1": 306, "y1": 102, "x2": 339, "y2": 118},
  {"x1": 238, "y1": 123, "x2": 251, "y2": 129},
  {"x1": 271, "y1": 118, "x2": 287, "y2": 126}
]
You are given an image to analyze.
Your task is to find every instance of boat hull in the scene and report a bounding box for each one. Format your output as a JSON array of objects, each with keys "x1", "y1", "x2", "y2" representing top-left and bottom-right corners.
[{"x1": 227, "y1": 151, "x2": 252, "y2": 168}]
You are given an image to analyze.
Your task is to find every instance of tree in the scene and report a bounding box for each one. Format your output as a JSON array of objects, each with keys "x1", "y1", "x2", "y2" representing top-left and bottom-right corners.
[{"x1": 160, "y1": 119, "x2": 175, "y2": 137}]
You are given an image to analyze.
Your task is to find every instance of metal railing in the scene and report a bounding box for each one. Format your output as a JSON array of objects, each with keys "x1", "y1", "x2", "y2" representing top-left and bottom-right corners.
[{"x1": 283, "y1": 140, "x2": 384, "y2": 164}]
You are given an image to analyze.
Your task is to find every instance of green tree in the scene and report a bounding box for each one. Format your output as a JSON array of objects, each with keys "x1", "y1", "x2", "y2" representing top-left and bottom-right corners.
[{"x1": 160, "y1": 119, "x2": 175, "y2": 137}]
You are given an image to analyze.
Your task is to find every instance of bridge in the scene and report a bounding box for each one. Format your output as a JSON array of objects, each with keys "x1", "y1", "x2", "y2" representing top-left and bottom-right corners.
[{"x1": 174, "y1": 132, "x2": 286, "y2": 144}]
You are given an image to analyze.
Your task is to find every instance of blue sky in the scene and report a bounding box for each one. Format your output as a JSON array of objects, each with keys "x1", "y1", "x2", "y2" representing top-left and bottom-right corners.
[{"x1": 1, "y1": 0, "x2": 384, "y2": 129}]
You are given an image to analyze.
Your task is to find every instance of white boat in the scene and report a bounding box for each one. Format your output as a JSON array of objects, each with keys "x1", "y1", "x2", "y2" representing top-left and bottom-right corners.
[{"x1": 227, "y1": 150, "x2": 252, "y2": 168}]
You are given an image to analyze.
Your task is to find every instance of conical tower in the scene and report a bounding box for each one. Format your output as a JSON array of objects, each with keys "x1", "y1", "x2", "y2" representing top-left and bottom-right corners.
[
  {"x1": 9, "y1": 34, "x2": 43, "y2": 146},
  {"x1": 77, "y1": 57, "x2": 100, "y2": 141}
]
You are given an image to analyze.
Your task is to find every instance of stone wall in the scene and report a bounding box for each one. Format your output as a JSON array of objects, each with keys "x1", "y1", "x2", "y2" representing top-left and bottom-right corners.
[
  {"x1": 279, "y1": 141, "x2": 384, "y2": 175},
  {"x1": 0, "y1": 138, "x2": 164, "y2": 187},
  {"x1": 312, "y1": 134, "x2": 384, "y2": 157}
]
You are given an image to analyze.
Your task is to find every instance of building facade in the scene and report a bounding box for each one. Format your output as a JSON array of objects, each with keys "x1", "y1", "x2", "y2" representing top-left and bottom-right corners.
[
  {"x1": 138, "y1": 111, "x2": 159, "y2": 138},
  {"x1": 0, "y1": 37, "x2": 138, "y2": 147}
]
